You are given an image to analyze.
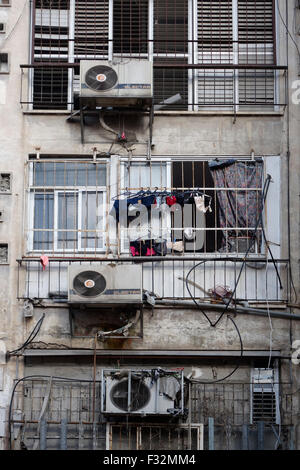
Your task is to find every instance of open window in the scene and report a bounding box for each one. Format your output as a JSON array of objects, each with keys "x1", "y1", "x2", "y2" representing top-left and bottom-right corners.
[{"x1": 118, "y1": 159, "x2": 267, "y2": 256}]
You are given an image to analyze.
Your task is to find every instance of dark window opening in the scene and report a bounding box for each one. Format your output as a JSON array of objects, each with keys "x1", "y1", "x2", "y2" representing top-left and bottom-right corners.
[
  {"x1": 113, "y1": 0, "x2": 148, "y2": 55},
  {"x1": 172, "y1": 161, "x2": 222, "y2": 252}
]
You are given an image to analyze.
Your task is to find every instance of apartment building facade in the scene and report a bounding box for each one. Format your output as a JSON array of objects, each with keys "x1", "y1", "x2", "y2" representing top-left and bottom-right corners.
[{"x1": 0, "y1": 0, "x2": 299, "y2": 450}]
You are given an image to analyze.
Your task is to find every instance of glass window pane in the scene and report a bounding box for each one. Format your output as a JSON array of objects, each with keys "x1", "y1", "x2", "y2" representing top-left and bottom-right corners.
[
  {"x1": 33, "y1": 162, "x2": 55, "y2": 186},
  {"x1": 58, "y1": 192, "x2": 78, "y2": 249},
  {"x1": 33, "y1": 193, "x2": 54, "y2": 250},
  {"x1": 81, "y1": 192, "x2": 104, "y2": 249},
  {"x1": 125, "y1": 163, "x2": 167, "y2": 188}
]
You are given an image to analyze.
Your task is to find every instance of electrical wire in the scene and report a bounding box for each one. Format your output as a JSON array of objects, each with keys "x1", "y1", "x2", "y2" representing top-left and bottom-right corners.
[
  {"x1": 0, "y1": 0, "x2": 28, "y2": 52},
  {"x1": 184, "y1": 174, "x2": 273, "y2": 383},
  {"x1": 8, "y1": 374, "x2": 102, "y2": 449},
  {"x1": 276, "y1": 0, "x2": 300, "y2": 62},
  {"x1": 188, "y1": 315, "x2": 244, "y2": 385},
  {"x1": 7, "y1": 313, "x2": 45, "y2": 356},
  {"x1": 211, "y1": 175, "x2": 272, "y2": 328},
  {"x1": 266, "y1": 256, "x2": 274, "y2": 370}
]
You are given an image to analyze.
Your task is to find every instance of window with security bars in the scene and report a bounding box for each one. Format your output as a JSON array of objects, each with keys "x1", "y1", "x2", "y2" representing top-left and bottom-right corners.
[
  {"x1": 30, "y1": 0, "x2": 277, "y2": 110},
  {"x1": 119, "y1": 159, "x2": 265, "y2": 255},
  {"x1": 27, "y1": 160, "x2": 107, "y2": 253}
]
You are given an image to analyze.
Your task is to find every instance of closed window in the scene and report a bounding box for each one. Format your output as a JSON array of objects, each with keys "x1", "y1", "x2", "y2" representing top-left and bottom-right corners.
[{"x1": 28, "y1": 160, "x2": 107, "y2": 253}]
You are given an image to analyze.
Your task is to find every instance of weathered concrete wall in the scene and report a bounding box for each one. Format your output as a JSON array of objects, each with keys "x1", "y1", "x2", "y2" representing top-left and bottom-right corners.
[
  {"x1": 21, "y1": 306, "x2": 296, "y2": 354},
  {"x1": 0, "y1": 0, "x2": 299, "y2": 450}
]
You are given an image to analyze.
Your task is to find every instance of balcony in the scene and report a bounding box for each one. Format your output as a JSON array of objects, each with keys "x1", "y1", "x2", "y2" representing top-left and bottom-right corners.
[
  {"x1": 19, "y1": 63, "x2": 288, "y2": 114},
  {"x1": 17, "y1": 256, "x2": 290, "y2": 305}
]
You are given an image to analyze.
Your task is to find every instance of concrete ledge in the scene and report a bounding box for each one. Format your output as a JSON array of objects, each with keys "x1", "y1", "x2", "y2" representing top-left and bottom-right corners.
[
  {"x1": 22, "y1": 110, "x2": 285, "y2": 117},
  {"x1": 22, "y1": 349, "x2": 282, "y2": 358}
]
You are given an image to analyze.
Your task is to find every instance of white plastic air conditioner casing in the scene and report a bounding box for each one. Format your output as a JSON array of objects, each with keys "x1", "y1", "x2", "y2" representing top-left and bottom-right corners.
[
  {"x1": 80, "y1": 59, "x2": 153, "y2": 106},
  {"x1": 68, "y1": 265, "x2": 142, "y2": 305},
  {"x1": 103, "y1": 373, "x2": 178, "y2": 415}
]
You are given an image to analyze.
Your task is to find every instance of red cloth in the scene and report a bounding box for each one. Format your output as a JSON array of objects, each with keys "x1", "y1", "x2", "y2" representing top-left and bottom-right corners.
[
  {"x1": 166, "y1": 196, "x2": 177, "y2": 207},
  {"x1": 40, "y1": 255, "x2": 49, "y2": 271}
]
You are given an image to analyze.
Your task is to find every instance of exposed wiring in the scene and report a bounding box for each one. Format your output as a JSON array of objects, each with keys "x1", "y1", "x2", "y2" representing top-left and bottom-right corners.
[
  {"x1": 0, "y1": 0, "x2": 28, "y2": 51},
  {"x1": 7, "y1": 313, "x2": 45, "y2": 356},
  {"x1": 276, "y1": 0, "x2": 300, "y2": 63},
  {"x1": 185, "y1": 174, "x2": 273, "y2": 383},
  {"x1": 8, "y1": 374, "x2": 102, "y2": 449},
  {"x1": 266, "y1": 256, "x2": 274, "y2": 370},
  {"x1": 188, "y1": 316, "x2": 244, "y2": 385}
]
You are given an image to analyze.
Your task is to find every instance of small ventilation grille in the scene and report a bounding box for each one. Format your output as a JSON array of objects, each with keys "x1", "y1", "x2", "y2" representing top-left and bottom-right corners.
[{"x1": 252, "y1": 390, "x2": 277, "y2": 423}]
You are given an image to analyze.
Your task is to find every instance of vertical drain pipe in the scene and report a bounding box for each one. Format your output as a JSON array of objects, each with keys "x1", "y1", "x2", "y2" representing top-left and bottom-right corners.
[
  {"x1": 257, "y1": 421, "x2": 265, "y2": 450},
  {"x1": 60, "y1": 418, "x2": 67, "y2": 450},
  {"x1": 208, "y1": 417, "x2": 214, "y2": 450}
]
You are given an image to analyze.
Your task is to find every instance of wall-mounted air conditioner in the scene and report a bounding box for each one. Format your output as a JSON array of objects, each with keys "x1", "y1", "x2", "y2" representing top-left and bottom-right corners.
[
  {"x1": 68, "y1": 265, "x2": 142, "y2": 305},
  {"x1": 101, "y1": 369, "x2": 184, "y2": 416},
  {"x1": 80, "y1": 59, "x2": 153, "y2": 107}
]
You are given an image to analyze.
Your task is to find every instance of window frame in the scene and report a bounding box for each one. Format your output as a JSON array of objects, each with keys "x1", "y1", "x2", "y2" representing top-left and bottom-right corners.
[
  {"x1": 27, "y1": 160, "x2": 108, "y2": 254},
  {"x1": 117, "y1": 157, "x2": 279, "y2": 258}
]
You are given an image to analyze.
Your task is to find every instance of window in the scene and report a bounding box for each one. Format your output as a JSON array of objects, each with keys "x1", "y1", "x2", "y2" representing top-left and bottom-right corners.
[
  {"x1": 28, "y1": 160, "x2": 107, "y2": 253},
  {"x1": 0, "y1": 173, "x2": 11, "y2": 193},
  {"x1": 0, "y1": 244, "x2": 8, "y2": 264},
  {"x1": 0, "y1": 53, "x2": 9, "y2": 73},
  {"x1": 0, "y1": 23, "x2": 6, "y2": 33},
  {"x1": 118, "y1": 159, "x2": 266, "y2": 255},
  {"x1": 0, "y1": 0, "x2": 11, "y2": 6},
  {"x1": 31, "y1": 0, "x2": 277, "y2": 110}
]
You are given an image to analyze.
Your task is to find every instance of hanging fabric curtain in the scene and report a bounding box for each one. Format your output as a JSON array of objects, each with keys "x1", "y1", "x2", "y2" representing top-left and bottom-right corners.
[{"x1": 209, "y1": 160, "x2": 264, "y2": 253}]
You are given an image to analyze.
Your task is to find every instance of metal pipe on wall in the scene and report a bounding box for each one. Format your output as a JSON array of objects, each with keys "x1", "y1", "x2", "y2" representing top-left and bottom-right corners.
[{"x1": 154, "y1": 299, "x2": 300, "y2": 321}]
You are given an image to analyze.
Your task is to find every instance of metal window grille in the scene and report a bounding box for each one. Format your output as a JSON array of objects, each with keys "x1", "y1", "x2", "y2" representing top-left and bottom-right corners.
[
  {"x1": 22, "y1": 156, "x2": 287, "y2": 304},
  {"x1": 27, "y1": 160, "x2": 107, "y2": 254},
  {"x1": 119, "y1": 159, "x2": 265, "y2": 255},
  {"x1": 10, "y1": 377, "x2": 295, "y2": 450},
  {"x1": 25, "y1": 0, "x2": 282, "y2": 110},
  {"x1": 250, "y1": 368, "x2": 280, "y2": 425}
]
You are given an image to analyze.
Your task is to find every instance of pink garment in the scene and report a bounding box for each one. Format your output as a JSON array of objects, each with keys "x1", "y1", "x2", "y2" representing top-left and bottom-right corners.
[
  {"x1": 40, "y1": 255, "x2": 49, "y2": 271},
  {"x1": 146, "y1": 247, "x2": 156, "y2": 256},
  {"x1": 130, "y1": 246, "x2": 138, "y2": 257}
]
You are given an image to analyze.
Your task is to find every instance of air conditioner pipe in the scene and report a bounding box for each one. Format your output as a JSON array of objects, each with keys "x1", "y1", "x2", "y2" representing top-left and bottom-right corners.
[
  {"x1": 154, "y1": 93, "x2": 183, "y2": 110},
  {"x1": 153, "y1": 299, "x2": 300, "y2": 321}
]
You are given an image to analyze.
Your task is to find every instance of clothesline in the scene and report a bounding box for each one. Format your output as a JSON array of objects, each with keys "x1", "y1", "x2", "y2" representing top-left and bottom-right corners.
[{"x1": 112, "y1": 187, "x2": 213, "y2": 201}]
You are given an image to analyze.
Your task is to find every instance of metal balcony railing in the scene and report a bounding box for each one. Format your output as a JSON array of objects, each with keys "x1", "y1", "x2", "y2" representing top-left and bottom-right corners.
[
  {"x1": 17, "y1": 256, "x2": 290, "y2": 304},
  {"x1": 9, "y1": 377, "x2": 297, "y2": 450},
  {"x1": 19, "y1": 63, "x2": 288, "y2": 113}
]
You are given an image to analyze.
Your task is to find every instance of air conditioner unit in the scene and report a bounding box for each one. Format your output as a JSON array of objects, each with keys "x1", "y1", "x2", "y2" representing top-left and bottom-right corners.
[
  {"x1": 101, "y1": 369, "x2": 184, "y2": 416},
  {"x1": 68, "y1": 265, "x2": 142, "y2": 305},
  {"x1": 80, "y1": 59, "x2": 153, "y2": 107}
]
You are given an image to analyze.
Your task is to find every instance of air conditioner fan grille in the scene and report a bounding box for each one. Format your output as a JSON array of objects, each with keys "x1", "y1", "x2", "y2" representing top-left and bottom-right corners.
[
  {"x1": 73, "y1": 270, "x2": 106, "y2": 297},
  {"x1": 85, "y1": 65, "x2": 118, "y2": 91},
  {"x1": 110, "y1": 378, "x2": 151, "y2": 412}
]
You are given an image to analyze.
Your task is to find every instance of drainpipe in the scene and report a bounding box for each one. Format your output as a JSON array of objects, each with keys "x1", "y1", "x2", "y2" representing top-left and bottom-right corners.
[{"x1": 154, "y1": 299, "x2": 300, "y2": 321}]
